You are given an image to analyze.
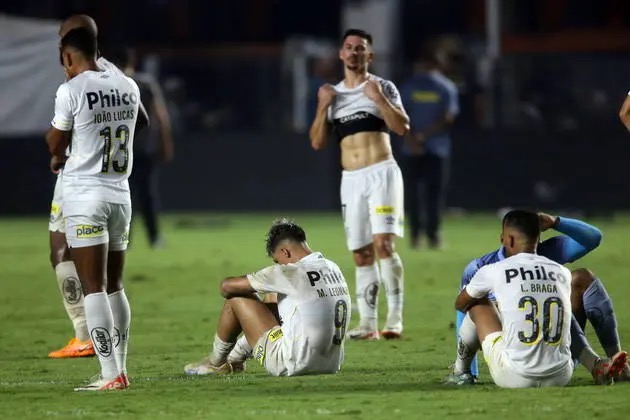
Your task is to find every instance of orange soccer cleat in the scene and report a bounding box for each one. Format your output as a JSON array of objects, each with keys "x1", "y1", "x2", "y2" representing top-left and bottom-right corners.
[{"x1": 48, "y1": 337, "x2": 95, "y2": 358}]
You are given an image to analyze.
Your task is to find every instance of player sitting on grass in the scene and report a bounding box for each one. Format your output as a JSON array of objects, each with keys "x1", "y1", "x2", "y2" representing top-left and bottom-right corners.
[
  {"x1": 184, "y1": 219, "x2": 351, "y2": 377},
  {"x1": 454, "y1": 210, "x2": 627, "y2": 388},
  {"x1": 448, "y1": 211, "x2": 628, "y2": 385}
]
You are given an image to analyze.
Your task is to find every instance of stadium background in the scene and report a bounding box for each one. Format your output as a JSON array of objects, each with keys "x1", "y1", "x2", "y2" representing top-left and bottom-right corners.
[{"x1": 2, "y1": 0, "x2": 630, "y2": 215}]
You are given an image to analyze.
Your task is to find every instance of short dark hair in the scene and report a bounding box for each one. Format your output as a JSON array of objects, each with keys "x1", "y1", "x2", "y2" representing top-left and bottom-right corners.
[
  {"x1": 107, "y1": 47, "x2": 136, "y2": 69},
  {"x1": 265, "y1": 218, "x2": 307, "y2": 256},
  {"x1": 502, "y1": 210, "x2": 541, "y2": 243},
  {"x1": 342, "y1": 29, "x2": 373, "y2": 46},
  {"x1": 60, "y1": 27, "x2": 97, "y2": 58}
]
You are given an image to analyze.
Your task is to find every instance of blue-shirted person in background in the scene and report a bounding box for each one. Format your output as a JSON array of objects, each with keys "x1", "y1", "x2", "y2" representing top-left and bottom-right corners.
[
  {"x1": 399, "y1": 46, "x2": 459, "y2": 249},
  {"x1": 447, "y1": 212, "x2": 629, "y2": 385}
]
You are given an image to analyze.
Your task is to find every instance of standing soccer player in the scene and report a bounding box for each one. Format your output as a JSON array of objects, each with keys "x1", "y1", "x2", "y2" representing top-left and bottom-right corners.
[
  {"x1": 46, "y1": 27, "x2": 147, "y2": 391},
  {"x1": 309, "y1": 29, "x2": 410, "y2": 340}
]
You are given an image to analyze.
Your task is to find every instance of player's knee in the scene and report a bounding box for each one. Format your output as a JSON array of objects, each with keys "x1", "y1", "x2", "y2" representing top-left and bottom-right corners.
[
  {"x1": 373, "y1": 236, "x2": 394, "y2": 258},
  {"x1": 571, "y1": 268, "x2": 595, "y2": 292},
  {"x1": 352, "y1": 245, "x2": 375, "y2": 266}
]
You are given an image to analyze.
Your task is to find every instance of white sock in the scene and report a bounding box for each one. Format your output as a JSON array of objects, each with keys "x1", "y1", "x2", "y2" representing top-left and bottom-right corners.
[
  {"x1": 579, "y1": 347, "x2": 601, "y2": 373},
  {"x1": 355, "y1": 264, "x2": 380, "y2": 331},
  {"x1": 379, "y1": 254, "x2": 404, "y2": 332},
  {"x1": 227, "y1": 335, "x2": 252, "y2": 364},
  {"x1": 210, "y1": 334, "x2": 236, "y2": 366},
  {"x1": 108, "y1": 289, "x2": 131, "y2": 375},
  {"x1": 84, "y1": 292, "x2": 119, "y2": 379},
  {"x1": 454, "y1": 313, "x2": 480, "y2": 375},
  {"x1": 55, "y1": 261, "x2": 89, "y2": 341}
]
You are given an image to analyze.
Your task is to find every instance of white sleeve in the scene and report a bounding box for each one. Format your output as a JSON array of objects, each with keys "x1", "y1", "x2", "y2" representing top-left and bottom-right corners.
[
  {"x1": 246, "y1": 264, "x2": 296, "y2": 295},
  {"x1": 51, "y1": 84, "x2": 74, "y2": 131},
  {"x1": 381, "y1": 80, "x2": 405, "y2": 110},
  {"x1": 465, "y1": 266, "x2": 492, "y2": 299}
]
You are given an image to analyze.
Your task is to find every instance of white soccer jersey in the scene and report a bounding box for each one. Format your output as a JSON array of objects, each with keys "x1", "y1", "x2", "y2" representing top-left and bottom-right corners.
[
  {"x1": 247, "y1": 252, "x2": 351, "y2": 376},
  {"x1": 328, "y1": 74, "x2": 405, "y2": 141},
  {"x1": 51, "y1": 68, "x2": 140, "y2": 204},
  {"x1": 466, "y1": 253, "x2": 572, "y2": 378}
]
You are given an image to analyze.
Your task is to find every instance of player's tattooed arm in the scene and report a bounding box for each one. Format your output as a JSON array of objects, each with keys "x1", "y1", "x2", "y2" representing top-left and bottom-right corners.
[
  {"x1": 220, "y1": 276, "x2": 257, "y2": 298},
  {"x1": 45, "y1": 127, "x2": 71, "y2": 158},
  {"x1": 455, "y1": 289, "x2": 485, "y2": 313}
]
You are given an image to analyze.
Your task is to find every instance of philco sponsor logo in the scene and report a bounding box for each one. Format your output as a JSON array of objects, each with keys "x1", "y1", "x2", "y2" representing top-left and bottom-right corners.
[
  {"x1": 90, "y1": 327, "x2": 112, "y2": 357},
  {"x1": 76, "y1": 224, "x2": 105, "y2": 238}
]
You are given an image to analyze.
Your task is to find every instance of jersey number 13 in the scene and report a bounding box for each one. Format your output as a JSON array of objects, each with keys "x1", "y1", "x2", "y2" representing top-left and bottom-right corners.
[{"x1": 99, "y1": 125, "x2": 130, "y2": 173}]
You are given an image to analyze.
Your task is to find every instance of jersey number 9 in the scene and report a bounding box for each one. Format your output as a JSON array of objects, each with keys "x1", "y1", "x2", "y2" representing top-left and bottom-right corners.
[{"x1": 99, "y1": 125, "x2": 130, "y2": 173}]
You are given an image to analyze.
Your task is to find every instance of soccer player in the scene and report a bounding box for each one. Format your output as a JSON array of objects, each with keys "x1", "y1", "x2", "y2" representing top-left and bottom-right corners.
[
  {"x1": 46, "y1": 27, "x2": 147, "y2": 391},
  {"x1": 184, "y1": 219, "x2": 351, "y2": 377},
  {"x1": 48, "y1": 14, "x2": 136, "y2": 358},
  {"x1": 449, "y1": 211, "x2": 628, "y2": 385},
  {"x1": 308, "y1": 29, "x2": 410, "y2": 340},
  {"x1": 455, "y1": 210, "x2": 576, "y2": 388}
]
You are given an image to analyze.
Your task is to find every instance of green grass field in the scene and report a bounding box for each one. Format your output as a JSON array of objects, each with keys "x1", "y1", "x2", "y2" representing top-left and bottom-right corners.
[{"x1": 2, "y1": 212, "x2": 630, "y2": 419}]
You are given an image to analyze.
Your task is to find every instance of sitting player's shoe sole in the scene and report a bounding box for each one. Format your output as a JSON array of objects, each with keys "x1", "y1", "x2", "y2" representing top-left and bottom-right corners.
[
  {"x1": 74, "y1": 374, "x2": 127, "y2": 392},
  {"x1": 592, "y1": 351, "x2": 628, "y2": 385},
  {"x1": 184, "y1": 357, "x2": 243, "y2": 375},
  {"x1": 443, "y1": 372, "x2": 478, "y2": 386},
  {"x1": 49, "y1": 337, "x2": 95, "y2": 358}
]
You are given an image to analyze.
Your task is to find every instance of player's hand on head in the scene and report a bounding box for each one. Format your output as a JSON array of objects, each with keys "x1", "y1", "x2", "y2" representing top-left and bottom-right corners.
[
  {"x1": 317, "y1": 84, "x2": 336, "y2": 107},
  {"x1": 364, "y1": 79, "x2": 384, "y2": 103},
  {"x1": 538, "y1": 212, "x2": 558, "y2": 232},
  {"x1": 50, "y1": 155, "x2": 65, "y2": 174}
]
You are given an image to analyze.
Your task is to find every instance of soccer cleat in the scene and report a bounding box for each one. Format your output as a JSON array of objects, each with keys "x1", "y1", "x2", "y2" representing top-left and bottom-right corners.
[
  {"x1": 74, "y1": 374, "x2": 127, "y2": 392},
  {"x1": 120, "y1": 373, "x2": 130, "y2": 388},
  {"x1": 614, "y1": 364, "x2": 630, "y2": 382},
  {"x1": 380, "y1": 330, "x2": 402, "y2": 340},
  {"x1": 592, "y1": 351, "x2": 628, "y2": 385},
  {"x1": 184, "y1": 357, "x2": 243, "y2": 376},
  {"x1": 346, "y1": 326, "x2": 380, "y2": 340},
  {"x1": 443, "y1": 372, "x2": 478, "y2": 386},
  {"x1": 49, "y1": 337, "x2": 95, "y2": 358}
]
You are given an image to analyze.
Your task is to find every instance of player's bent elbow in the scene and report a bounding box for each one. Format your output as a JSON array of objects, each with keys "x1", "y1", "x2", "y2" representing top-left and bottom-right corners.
[{"x1": 310, "y1": 138, "x2": 326, "y2": 151}]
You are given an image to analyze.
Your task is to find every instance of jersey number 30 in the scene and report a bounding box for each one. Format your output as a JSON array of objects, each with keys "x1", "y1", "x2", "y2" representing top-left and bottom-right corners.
[
  {"x1": 99, "y1": 125, "x2": 130, "y2": 173},
  {"x1": 518, "y1": 296, "x2": 564, "y2": 344}
]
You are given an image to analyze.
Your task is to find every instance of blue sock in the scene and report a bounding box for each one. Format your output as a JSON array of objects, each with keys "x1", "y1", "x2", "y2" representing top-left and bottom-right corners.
[
  {"x1": 456, "y1": 310, "x2": 478, "y2": 376},
  {"x1": 584, "y1": 278, "x2": 621, "y2": 357}
]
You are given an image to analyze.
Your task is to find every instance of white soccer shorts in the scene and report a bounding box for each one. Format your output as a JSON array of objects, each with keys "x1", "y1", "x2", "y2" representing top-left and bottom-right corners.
[
  {"x1": 340, "y1": 159, "x2": 404, "y2": 251},
  {"x1": 482, "y1": 332, "x2": 573, "y2": 388},
  {"x1": 63, "y1": 201, "x2": 131, "y2": 251},
  {"x1": 49, "y1": 174, "x2": 65, "y2": 232},
  {"x1": 253, "y1": 326, "x2": 288, "y2": 377}
]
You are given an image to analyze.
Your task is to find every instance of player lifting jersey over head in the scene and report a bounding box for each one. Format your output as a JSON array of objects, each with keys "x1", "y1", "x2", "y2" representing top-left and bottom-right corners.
[{"x1": 309, "y1": 29, "x2": 410, "y2": 341}]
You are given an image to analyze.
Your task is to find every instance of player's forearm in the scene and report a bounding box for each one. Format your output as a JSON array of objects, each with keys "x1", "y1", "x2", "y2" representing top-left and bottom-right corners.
[
  {"x1": 309, "y1": 107, "x2": 330, "y2": 150},
  {"x1": 375, "y1": 98, "x2": 410, "y2": 136},
  {"x1": 618, "y1": 96, "x2": 630, "y2": 130},
  {"x1": 554, "y1": 216, "x2": 602, "y2": 251}
]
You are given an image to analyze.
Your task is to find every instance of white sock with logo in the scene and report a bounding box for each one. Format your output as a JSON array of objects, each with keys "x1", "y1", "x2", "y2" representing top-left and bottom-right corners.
[
  {"x1": 210, "y1": 334, "x2": 236, "y2": 366},
  {"x1": 108, "y1": 289, "x2": 131, "y2": 375},
  {"x1": 55, "y1": 261, "x2": 89, "y2": 341},
  {"x1": 84, "y1": 292, "x2": 119, "y2": 379},
  {"x1": 355, "y1": 264, "x2": 380, "y2": 331},
  {"x1": 454, "y1": 313, "x2": 480, "y2": 375},
  {"x1": 380, "y1": 253, "x2": 404, "y2": 332}
]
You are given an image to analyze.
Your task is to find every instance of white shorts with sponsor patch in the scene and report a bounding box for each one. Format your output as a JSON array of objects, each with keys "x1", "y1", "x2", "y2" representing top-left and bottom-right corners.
[
  {"x1": 482, "y1": 332, "x2": 573, "y2": 388},
  {"x1": 340, "y1": 159, "x2": 404, "y2": 251},
  {"x1": 63, "y1": 201, "x2": 131, "y2": 251},
  {"x1": 253, "y1": 326, "x2": 288, "y2": 377},
  {"x1": 49, "y1": 174, "x2": 64, "y2": 232}
]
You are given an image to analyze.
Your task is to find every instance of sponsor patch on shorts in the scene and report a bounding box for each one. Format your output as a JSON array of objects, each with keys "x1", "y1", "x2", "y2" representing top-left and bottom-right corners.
[
  {"x1": 268, "y1": 328, "x2": 283, "y2": 342},
  {"x1": 254, "y1": 344, "x2": 265, "y2": 365},
  {"x1": 75, "y1": 224, "x2": 105, "y2": 238},
  {"x1": 375, "y1": 205, "x2": 394, "y2": 215}
]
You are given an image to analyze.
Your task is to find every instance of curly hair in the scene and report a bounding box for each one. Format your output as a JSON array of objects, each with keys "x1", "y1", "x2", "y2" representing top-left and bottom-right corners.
[{"x1": 265, "y1": 218, "x2": 307, "y2": 256}]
